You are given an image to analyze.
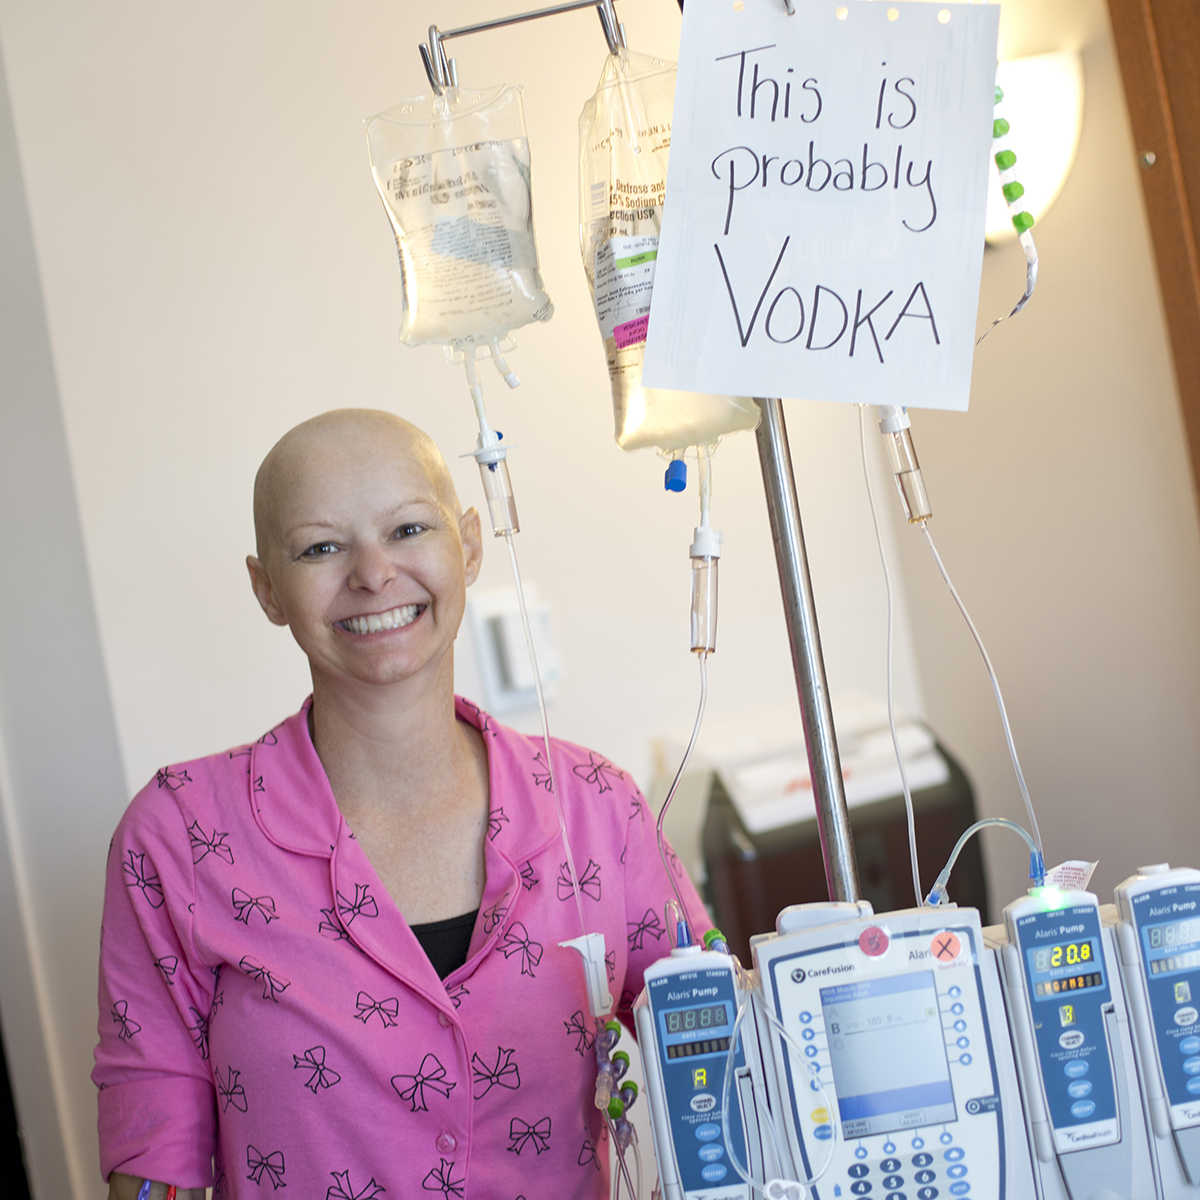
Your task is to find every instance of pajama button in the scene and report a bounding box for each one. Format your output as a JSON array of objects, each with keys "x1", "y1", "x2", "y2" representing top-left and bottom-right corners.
[
  {"x1": 437, "y1": 1012, "x2": 451, "y2": 1028},
  {"x1": 436, "y1": 1132, "x2": 457, "y2": 1154}
]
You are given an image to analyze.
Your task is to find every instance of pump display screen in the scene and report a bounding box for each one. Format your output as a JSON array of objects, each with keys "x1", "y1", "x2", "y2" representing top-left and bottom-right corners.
[
  {"x1": 819, "y1": 971, "x2": 957, "y2": 1139},
  {"x1": 1025, "y1": 937, "x2": 1105, "y2": 1000},
  {"x1": 661, "y1": 1002, "x2": 732, "y2": 1059},
  {"x1": 1142, "y1": 917, "x2": 1200, "y2": 976}
]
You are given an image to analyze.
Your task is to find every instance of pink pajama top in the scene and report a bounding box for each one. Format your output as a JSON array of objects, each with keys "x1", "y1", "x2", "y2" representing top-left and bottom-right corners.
[{"x1": 93, "y1": 696, "x2": 709, "y2": 1199}]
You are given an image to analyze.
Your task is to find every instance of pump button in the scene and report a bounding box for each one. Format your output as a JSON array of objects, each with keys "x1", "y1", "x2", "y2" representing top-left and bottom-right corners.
[
  {"x1": 1064, "y1": 1060, "x2": 1089, "y2": 1078},
  {"x1": 917, "y1": 1188, "x2": 939, "y2": 1200},
  {"x1": 912, "y1": 1153, "x2": 934, "y2": 1167},
  {"x1": 851, "y1": 1183, "x2": 873, "y2": 1196},
  {"x1": 700, "y1": 1163, "x2": 729, "y2": 1183},
  {"x1": 695, "y1": 1123, "x2": 721, "y2": 1141},
  {"x1": 884, "y1": 1176, "x2": 903, "y2": 1189},
  {"x1": 881, "y1": 1159, "x2": 902, "y2": 1173},
  {"x1": 1187, "y1": 1077, "x2": 1200, "y2": 1096},
  {"x1": 1067, "y1": 1080, "x2": 1093, "y2": 1099},
  {"x1": 813, "y1": 1124, "x2": 834, "y2": 1141},
  {"x1": 1181, "y1": 1036, "x2": 1200, "y2": 1055},
  {"x1": 698, "y1": 1144, "x2": 724, "y2": 1163},
  {"x1": 1175, "y1": 1006, "x2": 1199, "y2": 1028},
  {"x1": 885, "y1": 1193, "x2": 907, "y2": 1200},
  {"x1": 1184, "y1": 1057, "x2": 1200, "y2": 1076},
  {"x1": 1070, "y1": 1099, "x2": 1097, "y2": 1119},
  {"x1": 943, "y1": 1149, "x2": 965, "y2": 1162},
  {"x1": 949, "y1": 1185, "x2": 971, "y2": 1197}
]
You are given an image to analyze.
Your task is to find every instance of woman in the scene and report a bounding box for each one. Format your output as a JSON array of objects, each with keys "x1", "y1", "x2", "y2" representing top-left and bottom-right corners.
[{"x1": 94, "y1": 409, "x2": 710, "y2": 1199}]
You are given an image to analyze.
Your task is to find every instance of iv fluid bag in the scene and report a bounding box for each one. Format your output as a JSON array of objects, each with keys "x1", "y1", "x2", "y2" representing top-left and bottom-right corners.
[
  {"x1": 579, "y1": 51, "x2": 758, "y2": 453},
  {"x1": 367, "y1": 85, "x2": 553, "y2": 346}
]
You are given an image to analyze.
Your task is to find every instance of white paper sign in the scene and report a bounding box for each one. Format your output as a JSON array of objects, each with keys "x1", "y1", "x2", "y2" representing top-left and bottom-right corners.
[{"x1": 642, "y1": 0, "x2": 1000, "y2": 411}]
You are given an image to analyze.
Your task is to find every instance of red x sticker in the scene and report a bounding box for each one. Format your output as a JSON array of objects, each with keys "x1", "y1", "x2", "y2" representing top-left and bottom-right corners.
[{"x1": 931, "y1": 930, "x2": 962, "y2": 963}]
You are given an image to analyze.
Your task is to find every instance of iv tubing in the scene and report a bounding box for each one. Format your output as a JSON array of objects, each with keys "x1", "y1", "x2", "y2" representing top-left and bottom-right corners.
[
  {"x1": 858, "y1": 405, "x2": 923, "y2": 907},
  {"x1": 919, "y1": 523, "x2": 1045, "y2": 861},
  {"x1": 925, "y1": 816, "x2": 1042, "y2": 905},
  {"x1": 719, "y1": 992, "x2": 836, "y2": 1194},
  {"x1": 504, "y1": 531, "x2": 589, "y2": 940},
  {"x1": 656, "y1": 651, "x2": 709, "y2": 937}
]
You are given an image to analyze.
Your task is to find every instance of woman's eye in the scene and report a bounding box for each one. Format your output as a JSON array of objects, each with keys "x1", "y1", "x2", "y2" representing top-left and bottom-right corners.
[
  {"x1": 298, "y1": 541, "x2": 339, "y2": 560},
  {"x1": 392, "y1": 523, "x2": 426, "y2": 539}
]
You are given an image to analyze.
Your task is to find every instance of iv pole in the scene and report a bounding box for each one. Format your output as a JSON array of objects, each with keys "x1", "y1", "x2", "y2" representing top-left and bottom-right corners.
[{"x1": 414, "y1": 1, "x2": 861, "y2": 905}]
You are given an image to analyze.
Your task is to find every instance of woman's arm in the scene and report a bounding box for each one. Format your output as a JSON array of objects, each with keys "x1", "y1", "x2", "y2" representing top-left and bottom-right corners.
[{"x1": 107, "y1": 1174, "x2": 206, "y2": 1199}]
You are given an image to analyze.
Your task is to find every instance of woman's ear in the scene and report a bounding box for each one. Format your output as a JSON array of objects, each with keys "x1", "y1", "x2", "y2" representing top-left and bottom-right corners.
[
  {"x1": 460, "y1": 507, "x2": 483, "y2": 587},
  {"x1": 246, "y1": 555, "x2": 288, "y2": 625}
]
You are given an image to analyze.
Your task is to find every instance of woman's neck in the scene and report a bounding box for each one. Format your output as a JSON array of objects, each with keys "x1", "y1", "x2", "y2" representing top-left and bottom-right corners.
[{"x1": 307, "y1": 663, "x2": 480, "y2": 820}]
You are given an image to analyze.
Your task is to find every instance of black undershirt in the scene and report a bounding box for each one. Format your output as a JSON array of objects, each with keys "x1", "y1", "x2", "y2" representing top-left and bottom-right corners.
[{"x1": 411, "y1": 910, "x2": 479, "y2": 979}]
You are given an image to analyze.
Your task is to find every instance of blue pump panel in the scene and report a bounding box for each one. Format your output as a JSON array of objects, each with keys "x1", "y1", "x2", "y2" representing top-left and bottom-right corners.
[
  {"x1": 1130, "y1": 881, "x2": 1200, "y2": 1108},
  {"x1": 1014, "y1": 903, "x2": 1118, "y2": 1132},
  {"x1": 647, "y1": 967, "x2": 747, "y2": 1191}
]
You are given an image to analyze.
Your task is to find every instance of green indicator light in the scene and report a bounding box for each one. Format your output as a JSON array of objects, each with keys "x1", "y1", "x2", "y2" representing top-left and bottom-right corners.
[
  {"x1": 1002, "y1": 181, "x2": 1025, "y2": 203},
  {"x1": 1012, "y1": 210, "x2": 1035, "y2": 233},
  {"x1": 995, "y1": 85, "x2": 1004, "y2": 103},
  {"x1": 1030, "y1": 884, "x2": 1065, "y2": 909},
  {"x1": 993, "y1": 117, "x2": 1010, "y2": 138},
  {"x1": 995, "y1": 149, "x2": 1017, "y2": 171}
]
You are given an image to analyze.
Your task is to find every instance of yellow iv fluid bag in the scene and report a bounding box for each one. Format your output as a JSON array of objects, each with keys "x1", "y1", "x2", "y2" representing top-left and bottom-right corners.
[
  {"x1": 579, "y1": 51, "x2": 758, "y2": 453},
  {"x1": 367, "y1": 85, "x2": 553, "y2": 346}
]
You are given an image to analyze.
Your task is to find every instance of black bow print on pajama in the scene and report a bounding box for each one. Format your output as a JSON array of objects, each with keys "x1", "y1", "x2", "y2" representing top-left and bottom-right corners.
[
  {"x1": 578, "y1": 1136, "x2": 601, "y2": 1171},
  {"x1": 482, "y1": 900, "x2": 509, "y2": 934},
  {"x1": 216, "y1": 1065, "x2": 248, "y2": 1113},
  {"x1": 155, "y1": 767, "x2": 192, "y2": 791},
  {"x1": 154, "y1": 955, "x2": 178, "y2": 986},
  {"x1": 246, "y1": 1146, "x2": 286, "y2": 1190},
  {"x1": 563, "y1": 1010, "x2": 595, "y2": 1055},
  {"x1": 628, "y1": 907, "x2": 666, "y2": 952},
  {"x1": 189, "y1": 820, "x2": 234, "y2": 866},
  {"x1": 238, "y1": 956, "x2": 290, "y2": 1002},
  {"x1": 122, "y1": 850, "x2": 164, "y2": 909},
  {"x1": 519, "y1": 861, "x2": 539, "y2": 891},
  {"x1": 556, "y1": 858, "x2": 602, "y2": 902},
  {"x1": 336, "y1": 883, "x2": 379, "y2": 925},
  {"x1": 231, "y1": 888, "x2": 276, "y2": 926},
  {"x1": 487, "y1": 806, "x2": 510, "y2": 841},
  {"x1": 507, "y1": 1116, "x2": 552, "y2": 1156},
  {"x1": 531, "y1": 751, "x2": 553, "y2": 791},
  {"x1": 498, "y1": 922, "x2": 543, "y2": 977},
  {"x1": 421, "y1": 1158, "x2": 465, "y2": 1197},
  {"x1": 110, "y1": 1000, "x2": 141, "y2": 1041},
  {"x1": 572, "y1": 752, "x2": 623, "y2": 794},
  {"x1": 470, "y1": 1046, "x2": 521, "y2": 1098},
  {"x1": 188, "y1": 1006, "x2": 210, "y2": 1060},
  {"x1": 326, "y1": 1169, "x2": 385, "y2": 1200},
  {"x1": 391, "y1": 1052, "x2": 456, "y2": 1111},
  {"x1": 354, "y1": 991, "x2": 400, "y2": 1028},
  {"x1": 292, "y1": 1045, "x2": 341, "y2": 1093}
]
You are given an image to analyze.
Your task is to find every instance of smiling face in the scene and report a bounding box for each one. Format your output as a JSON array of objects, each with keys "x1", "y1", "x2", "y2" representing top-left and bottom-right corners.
[{"x1": 246, "y1": 410, "x2": 482, "y2": 696}]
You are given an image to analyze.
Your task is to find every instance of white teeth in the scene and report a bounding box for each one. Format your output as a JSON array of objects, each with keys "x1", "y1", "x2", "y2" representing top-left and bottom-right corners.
[{"x1": 340, "y1": 604, "x2": 421, "y2": 635}]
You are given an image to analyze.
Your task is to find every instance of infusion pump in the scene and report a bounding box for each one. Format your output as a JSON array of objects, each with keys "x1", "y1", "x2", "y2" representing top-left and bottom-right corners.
[{"x1": 636, "y1": 873, "x2": 1200, "y2": 1200}]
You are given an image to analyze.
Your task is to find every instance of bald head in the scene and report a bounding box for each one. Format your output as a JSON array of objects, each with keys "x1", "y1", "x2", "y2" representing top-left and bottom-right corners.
[{"x1": 252, "y1": 409, "x2": 462, "y2": 561}]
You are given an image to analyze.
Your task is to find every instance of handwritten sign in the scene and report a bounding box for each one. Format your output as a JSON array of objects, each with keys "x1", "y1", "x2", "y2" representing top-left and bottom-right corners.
[{"x1": 642, "y1": 0, "x2": 1000, "y2": 411}]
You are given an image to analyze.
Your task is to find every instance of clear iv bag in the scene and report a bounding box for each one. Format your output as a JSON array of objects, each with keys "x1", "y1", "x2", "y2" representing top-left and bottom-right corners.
[
  {"x1": 579, "y1": 51, "x2": 759, "y2": 453},
  {"x1": 366, "y1": 85, "x2": 553, "y2": 347}
]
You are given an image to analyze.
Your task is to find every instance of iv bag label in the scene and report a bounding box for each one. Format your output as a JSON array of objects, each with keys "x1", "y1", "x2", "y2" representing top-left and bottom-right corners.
[{"x1": 593, "y1": 235, "x2": 659, "y2": 342}]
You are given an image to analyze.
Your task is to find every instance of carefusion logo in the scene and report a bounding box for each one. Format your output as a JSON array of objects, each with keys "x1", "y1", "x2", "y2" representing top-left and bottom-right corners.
[{"x1": 790, "y1": 962, "x2": 853, "y2": 984}]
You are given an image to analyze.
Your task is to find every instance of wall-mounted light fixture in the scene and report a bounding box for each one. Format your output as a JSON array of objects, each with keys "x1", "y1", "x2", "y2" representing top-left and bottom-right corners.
[{"x1": 985, "y1": 50, "x2": 1084, "y2": 243}]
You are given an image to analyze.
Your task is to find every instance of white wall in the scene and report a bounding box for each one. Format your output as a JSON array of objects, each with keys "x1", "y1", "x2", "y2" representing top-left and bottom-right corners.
[{"x1": 1, "y1": 0, "x2": 1198, "y2": 1196}]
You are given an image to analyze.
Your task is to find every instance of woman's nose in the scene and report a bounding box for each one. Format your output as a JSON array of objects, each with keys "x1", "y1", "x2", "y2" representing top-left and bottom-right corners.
[{"x1": 347, "y1": 543, "x2": 397, "y2": 591}]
